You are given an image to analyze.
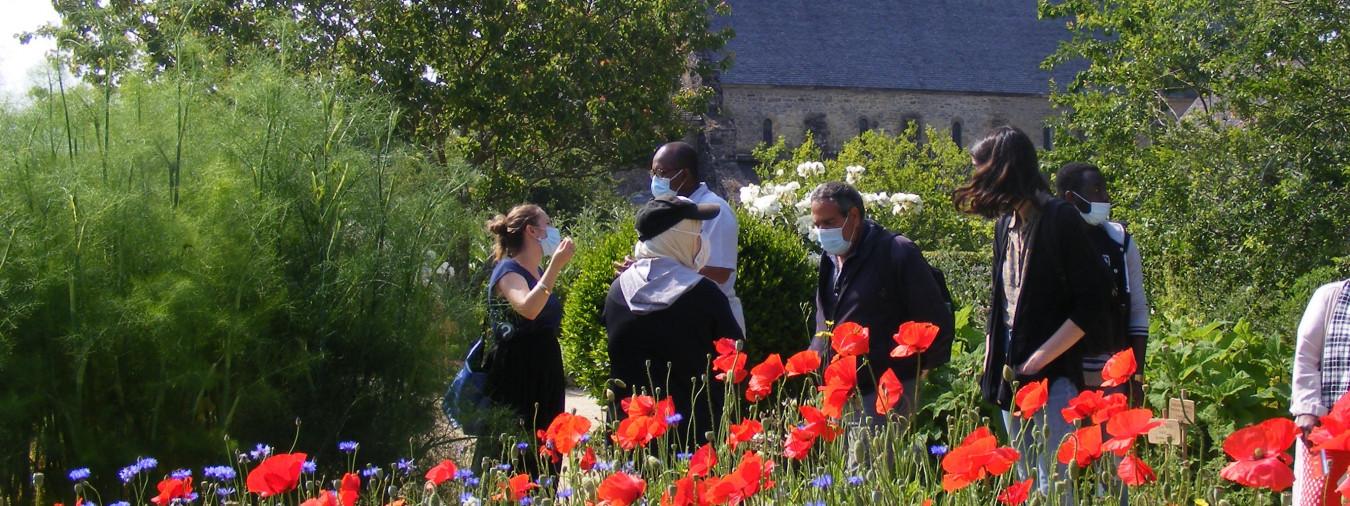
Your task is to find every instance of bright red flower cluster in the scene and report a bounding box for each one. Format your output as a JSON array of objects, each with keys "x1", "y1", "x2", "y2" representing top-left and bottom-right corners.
[
  {"x1": 662, "y1": 451, "x2": 774, "y2": 506},
  {"x1": 150, "y1": 477, "x2": 193, "y2": 505},
  {"x1": 247, "y1": 452, "x2": 307, "y2": 497},
  {"x1": 745, "y1": 354, "x2": 785, "y2": 402},
  {"x1": 1219, "y1": 418, "x2": 1297, "y2": 492},
  {"x1": 713, "y1": 338, "x2": 748, "y2": 383},
  {"x1": 538, "y1": 412, "x2": 592, "y2": 463},
  {"x1": 613, "y1": 395, "x2": 677, "y2": 450},
  {"x1": 890, "y1": 321, "x2": 938, "y2": 359},
  {"x1": 940, "y1": 427, "x2": 1019, "y2": 492}
]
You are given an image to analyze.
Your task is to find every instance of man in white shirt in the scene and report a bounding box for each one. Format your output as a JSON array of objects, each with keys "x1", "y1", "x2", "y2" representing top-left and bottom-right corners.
[{"x1": 647, "y1": 141, "x2": 744, "y2": 332}]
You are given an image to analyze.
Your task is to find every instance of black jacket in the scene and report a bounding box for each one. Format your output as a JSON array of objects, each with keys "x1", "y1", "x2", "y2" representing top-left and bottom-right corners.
[
  {"x1": 814, "y1": 221, "x2": 955, "y2": 394},
  {"x1": 980, "y1": 199, "x2": 1114, "y2": 408},
  {"x1": 603, "y1": 278, "x2": 743, "y2": 446}
]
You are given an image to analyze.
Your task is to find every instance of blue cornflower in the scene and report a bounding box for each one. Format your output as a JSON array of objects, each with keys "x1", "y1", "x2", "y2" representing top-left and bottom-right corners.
[
  {"x1": 454, "y1": 469, "x2": 476, "y2": 480},
  {"x1": 338, "y1": 441, "x2": 360, "y2": 454},
  {"x1": 248, "y1": 444, "x2": 273, "y2": 461},
  {"x1": 68, "y1": 467, "x2": 92, "y2": 482},
  {"x1": 810, "y1": 474, "x2": 833, "y2": 489},
  {"x1": 495, "y1": 463, "x2": 512, "y2": 472},
  {"x1": 594, "y1": 460, "x2": 614, "y2": 472},
  {"x1": 519, "y1": 497, "x2": 533, "y2": 506},
  {"x1": 459, "y1": 492, "x2": 476, "y2": 504},
  {"x1": 928, "y1": 444, "x2": 948, "y2": 457},
  {"x1": 805, "y1": 501, "x2": 826, "y2": 506},
  {"x1": 395, "y1": 458, "x2": 414, "y2": 475},
  {"x1": 171, "y1": 468, "x2": 192, "y2": 479},
  {"x1": 464, "y1": 476, "x2": 481, "y2": 487},
  {"x1": 302, "y1": 460, "x2": 318, "y2": 474},
  {"x1": 558, "y1": 489, "x2": 574, "y2": 499},
  {"x1": 203, "y1": 466, "x2": 236, "y2": 481},
  {"x1": 217, "y1": 488, "x2": 236, "y2": 498},
  {"x1": 118, "y1": 465, "x2": 140, "y2": 484},
  {"x1": 110, "y1": 501, "x2": 131, "y2": 506},
  {"x1": 515, "y1": 442, "x2": 530, "y2": 452},
  {"x1": 183, "y1": 492, "x2": 199, "y2": 503},
  {"x1": 676, "y1": 452, "x2": 693, "y2": 461},
  {"x1": 136, "y1": 457, "x2": 159, "y2": 470},
  {"x1": 579, "y1": 434, "x2": 591, "y2": 443},
  {"x1": 360, "y1": 464, "x2": 381, "y2": 478},
  {"x1": 846, "y1": 475, "x2": 865, "y2": 486},
  {"x1": 666, "y1": 413, "x2": 684, "y2": 425},
  {"x1": 540, "y1": 476, "x2": 554, "y2": 487}
]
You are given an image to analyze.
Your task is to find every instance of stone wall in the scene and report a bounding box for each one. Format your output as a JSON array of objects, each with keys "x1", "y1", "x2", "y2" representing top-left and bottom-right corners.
[{"x1": 720, "y1": 84, "x2": 1061, "y2": 158}]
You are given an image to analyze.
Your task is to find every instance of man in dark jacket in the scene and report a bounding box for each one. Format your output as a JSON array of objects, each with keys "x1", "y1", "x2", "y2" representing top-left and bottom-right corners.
[{"x1": 807, "y1": 182, "x2": 955, "y2": 422}]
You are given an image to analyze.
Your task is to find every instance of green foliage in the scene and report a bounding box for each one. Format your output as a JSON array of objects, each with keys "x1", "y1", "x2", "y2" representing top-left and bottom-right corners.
[
  {"x1": 1146, "y1": 318, "x2": 1291, "y2": 445},
  {"x1": 559, "y1": 208, "x2": 816, "y2": 398},
  {"x1": 924, "y1": 250, "x2": 994, "y2": 329},
  {"x1": 1039, "y1": 0, "x2": 1350, "y2": 335},
  {"x1": 36, "y1": 0, "x2": 734, "y2": 205},
  {"x1": 559, "y1": 216, "x2": 638, "y2": 399},
  {"x1": 730, "y1": 208, "x2": 817, "y2": 364},
  {"x1": 0, "y1": 62, "x2": 477, "y2": 494},
  {"x1": 749, "y1": 128, "x2": 991, "y2": 253}
]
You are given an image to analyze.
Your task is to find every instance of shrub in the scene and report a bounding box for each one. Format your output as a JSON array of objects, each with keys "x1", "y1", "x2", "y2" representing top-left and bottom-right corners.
[
  {"x1": 559, "y1": 208, "x2": 816, "y2": 397},
  {"x1": 0, "y1": 62, "x2": 477, "y2": 494},
  {"x1": 924, "y1": 250, "x2": 993, "y2": 331}
]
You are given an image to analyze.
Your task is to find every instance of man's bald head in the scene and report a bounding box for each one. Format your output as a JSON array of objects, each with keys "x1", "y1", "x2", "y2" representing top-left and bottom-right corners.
[{"x1": 652, "y1": 141, "x2": 700, "y2": 196}]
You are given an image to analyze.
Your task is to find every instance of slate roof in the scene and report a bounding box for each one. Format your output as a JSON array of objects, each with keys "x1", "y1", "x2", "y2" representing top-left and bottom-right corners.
[{"x1": 715, "y1": 1, "x2": 1082, "y2": 96}]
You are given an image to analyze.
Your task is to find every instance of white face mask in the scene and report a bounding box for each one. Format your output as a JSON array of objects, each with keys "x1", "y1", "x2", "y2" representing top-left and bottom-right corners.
[{"x1": 1070, "y1": 191, "x2": 1111, "y2": 226}]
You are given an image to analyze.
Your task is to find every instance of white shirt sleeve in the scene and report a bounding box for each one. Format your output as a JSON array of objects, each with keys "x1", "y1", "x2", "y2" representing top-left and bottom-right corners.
[
  {"x1": 702, "y1": 200, "x2": 738, "y2": 270},
  {"x1": 1124, "y1": 239, "x2": 1150, "y2": 336},
  {"x1": 1292, "y1": 282, "x2": 1342, "y2": 417}
]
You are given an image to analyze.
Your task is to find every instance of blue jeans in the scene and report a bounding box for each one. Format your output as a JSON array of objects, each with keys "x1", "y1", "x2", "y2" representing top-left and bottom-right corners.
[{"x1": 1002, "y1": 376, "x2": 1077, "y2": 506}]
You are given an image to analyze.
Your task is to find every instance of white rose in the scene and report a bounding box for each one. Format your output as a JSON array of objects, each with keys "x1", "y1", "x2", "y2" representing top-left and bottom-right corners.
[
  {"x1": 750, "y1": 194, "x2": 782, "y2": 216},
  {"x1": 844, "y1": 165, "x2": 866, "y2": 185},
  {"x1": 796, "y1": 214, "x2": 816, "y2": 237},
  {"x1": 739, "y1": 184, "x2": 762, "y2": 204}
]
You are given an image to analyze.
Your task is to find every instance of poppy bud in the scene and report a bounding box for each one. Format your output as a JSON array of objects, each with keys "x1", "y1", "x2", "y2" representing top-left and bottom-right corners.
[
  {"x1": 613, "y1": 378, "x2": 629, "y2": 390},
  {"x1": 605, "y1": 389, "x2": 616, "y2": 402},
  {"x1": 705, "y1": 431, "x2": 716, "y2": 442},
  {"x1": 387, "y1": 486, "x2": 398, "y2": 497},
  {"x1": 734, "y1": 339, "x2": 744, "y2": 351},
  {"x1": 31, "y1": 473, "x2": 44, "y2": 487},
  {"x1": 1003, "y1": 365, "x2": 1016, "y2": 382},
  {"x1": 645, "y1": 455, "x2": 664, "y2": 473}
]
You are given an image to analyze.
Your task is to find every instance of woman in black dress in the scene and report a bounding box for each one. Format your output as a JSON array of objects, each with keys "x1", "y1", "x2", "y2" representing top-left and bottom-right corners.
[{"x1": 478, "y1": 204, "x2": 575, "y2": 475}]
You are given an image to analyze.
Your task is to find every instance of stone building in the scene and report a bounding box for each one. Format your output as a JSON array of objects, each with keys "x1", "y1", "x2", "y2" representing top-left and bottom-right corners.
[{"x1": 694, "y1": 1, "x2": 1081, "y2": 193}]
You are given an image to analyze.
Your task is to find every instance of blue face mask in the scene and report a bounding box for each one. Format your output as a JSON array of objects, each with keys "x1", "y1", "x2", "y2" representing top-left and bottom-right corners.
[
  {"x1": 814, "y1": 214, "x2": 853, "y2": 256},
  {"x1": 650, "y1": 169, "x2": 684, "y2": 199},
  {"x1": 539, "y1": 226, "x2": 561, "y2": 256}
]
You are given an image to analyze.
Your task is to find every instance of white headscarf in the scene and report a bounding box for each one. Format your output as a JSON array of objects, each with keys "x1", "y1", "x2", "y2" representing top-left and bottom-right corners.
[{"x1": 619, "y1": 219, "x2": 708, "y2": 314}]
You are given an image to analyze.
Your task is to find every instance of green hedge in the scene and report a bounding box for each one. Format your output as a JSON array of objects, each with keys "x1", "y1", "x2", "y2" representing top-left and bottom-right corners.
[
  {"x1": 560, "y1": 208, "x2": 816, "y2": 398},
  {"x1": 925, "y1": 250, "x2": 994, "y2": 332}
]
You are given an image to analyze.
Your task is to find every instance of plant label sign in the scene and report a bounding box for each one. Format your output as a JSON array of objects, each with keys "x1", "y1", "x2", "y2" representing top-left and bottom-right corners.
[{"x1": 1166, "y1": 398, "x2": 1197, "y2": 425}]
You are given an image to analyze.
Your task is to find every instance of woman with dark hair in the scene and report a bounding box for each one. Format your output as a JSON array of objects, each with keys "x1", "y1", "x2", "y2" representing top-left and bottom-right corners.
[
  {"x1": 954, "y1": 126, "x2": 1113, "y2": 502},
  {"x1": 479, "y1": 203, "x2": 575, "y2": 474}
]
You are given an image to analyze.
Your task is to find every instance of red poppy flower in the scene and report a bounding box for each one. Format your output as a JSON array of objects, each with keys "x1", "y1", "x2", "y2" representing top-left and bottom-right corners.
[
  {"x1": 538, "y1": 412, "x2": 592, "y2": 462},
  {"x1": 424, "y1": 459, "x2": 458, "y2": 487},
  {"x1": 1311, "y1": 391, "x2": 1350, "y2": 453},
  {"x1": 580, "y1": 446, "x2": 597, "y2": 471},
  {"x1": 689, "y1": 443, "x2": 717, "y2": 478},
  {"x1": 501, "y1": 474, "x2": 538, "y2": 502},
  {"x1": 1117, "y1": 453, "x2": 1156, "y2": 486},
  {"x1": 1103, "y1": 409, "x2": 1163, "y2": 456},
  {"x1": 247, "y1": 452, "x2": 308, "y2": 497},
  {"x1": 785, "y1": 350, "x2": 822, "y2": 377},
  {"x1": 818, "y1": 355, "x2": 858, "y2": 418},
  {"x1": 730, "y1": 451, "x2": 770, "y2": 498},
  {"x1": 151, "y1": 477, "x2": 193, "y2": 505},
  {"x1": 746, "y1": 354, "x2": 785, "y2": 402},
  {"x1": 783, "y1": 428, "x2": 818, "y2": 461},
  {"x1": 713, "y1": 338, "x2": 748, "y2": 383},
  {"x1": 622, "y1": 395, "x2": 657, "y2": 417},
  {"x1": 598, "y1": 472, "x2": 646, "y2": 506},
  {"x1": 1056, "y1": 424, "x2": 1104, "y2": 468},
  {"x1": 798, "y1": 405, "x2": 842, "y2": 442},
  {"x1": 890, "y1": 321, "x2": 939, "y2": 359},
  {"x1": 338, "y1": 473, "x2": 360, "y2": 506},
  {"x1": 831, "y1": 322, "x2": 870, "y2": 357},
  {"x1": 1101, "y1": 349, "x2": 1137, "y2": 388},
  {"x1": 1061, "y1": 390, "x2": 1128, "y2": 424},
  {"x1": 1014, "y1": 379, "x2": 1048, "y2": 420},
  {"x1": 998, "y1": 479, "x2": 1033, "y2": 505},
  {"x1": 875, "y1": 369, "x2": 903, "y2": 415},
  {"x1": 301, "y1": 491, "x2": 339, "y2": 506},
  {"x1": 661, "y1": 476, "x2": 706, "y2": 506},
  {"x1": 727, "y1": 419, "x2": 763, "y2": 450},
  {"x1": 941, "y1": 427, "x2": 1020, "y2": 492},
  {"x1": 614, "y1": 416, "x2": 661, "y2": 450},
  {"x1": 1219, "y1": 418, "x2": 1297, "y2": 491}
]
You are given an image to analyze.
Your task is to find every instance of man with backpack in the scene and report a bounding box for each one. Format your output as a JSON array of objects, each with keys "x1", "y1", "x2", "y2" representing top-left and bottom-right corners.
[
  {"x1": 806, "y1": 181, "x2": 956, "y2": 422},
  {"x1": 1056, "y1": 162, "x2": 1150, "y2": 402}
]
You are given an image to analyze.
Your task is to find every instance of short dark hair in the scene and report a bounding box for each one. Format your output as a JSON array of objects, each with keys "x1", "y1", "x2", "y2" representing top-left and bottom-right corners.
[
  {"x1": 809, "y1": 181, "x2": 866, "y2": 220},
  {"x1": 953, "y1": 126, "x2": 1048, "y2": 218},
  {"x1": 657, "y1": 141, "x2": 700, "y2": 177},
  {"x1": 1055, "y1": 162, "x2": 1101, "y2": 195}
]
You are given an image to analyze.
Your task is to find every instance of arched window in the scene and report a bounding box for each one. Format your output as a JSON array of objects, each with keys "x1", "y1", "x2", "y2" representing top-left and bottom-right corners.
[
  {"x1": 805, "y1": 113, "x2": 830, "y2": 150},
  {"x1": 1043, "y1": 126, "x2": 1054, "y2": 150},
  {"x1": 951, "y1": 120, "x2": 963, "y2": 147},
  {"x1": 762, "y1": 118, "x2": 773, "y2": 144},
  {"x1": 858, "y1": 117, "x2": 869, "y2": 136}
]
